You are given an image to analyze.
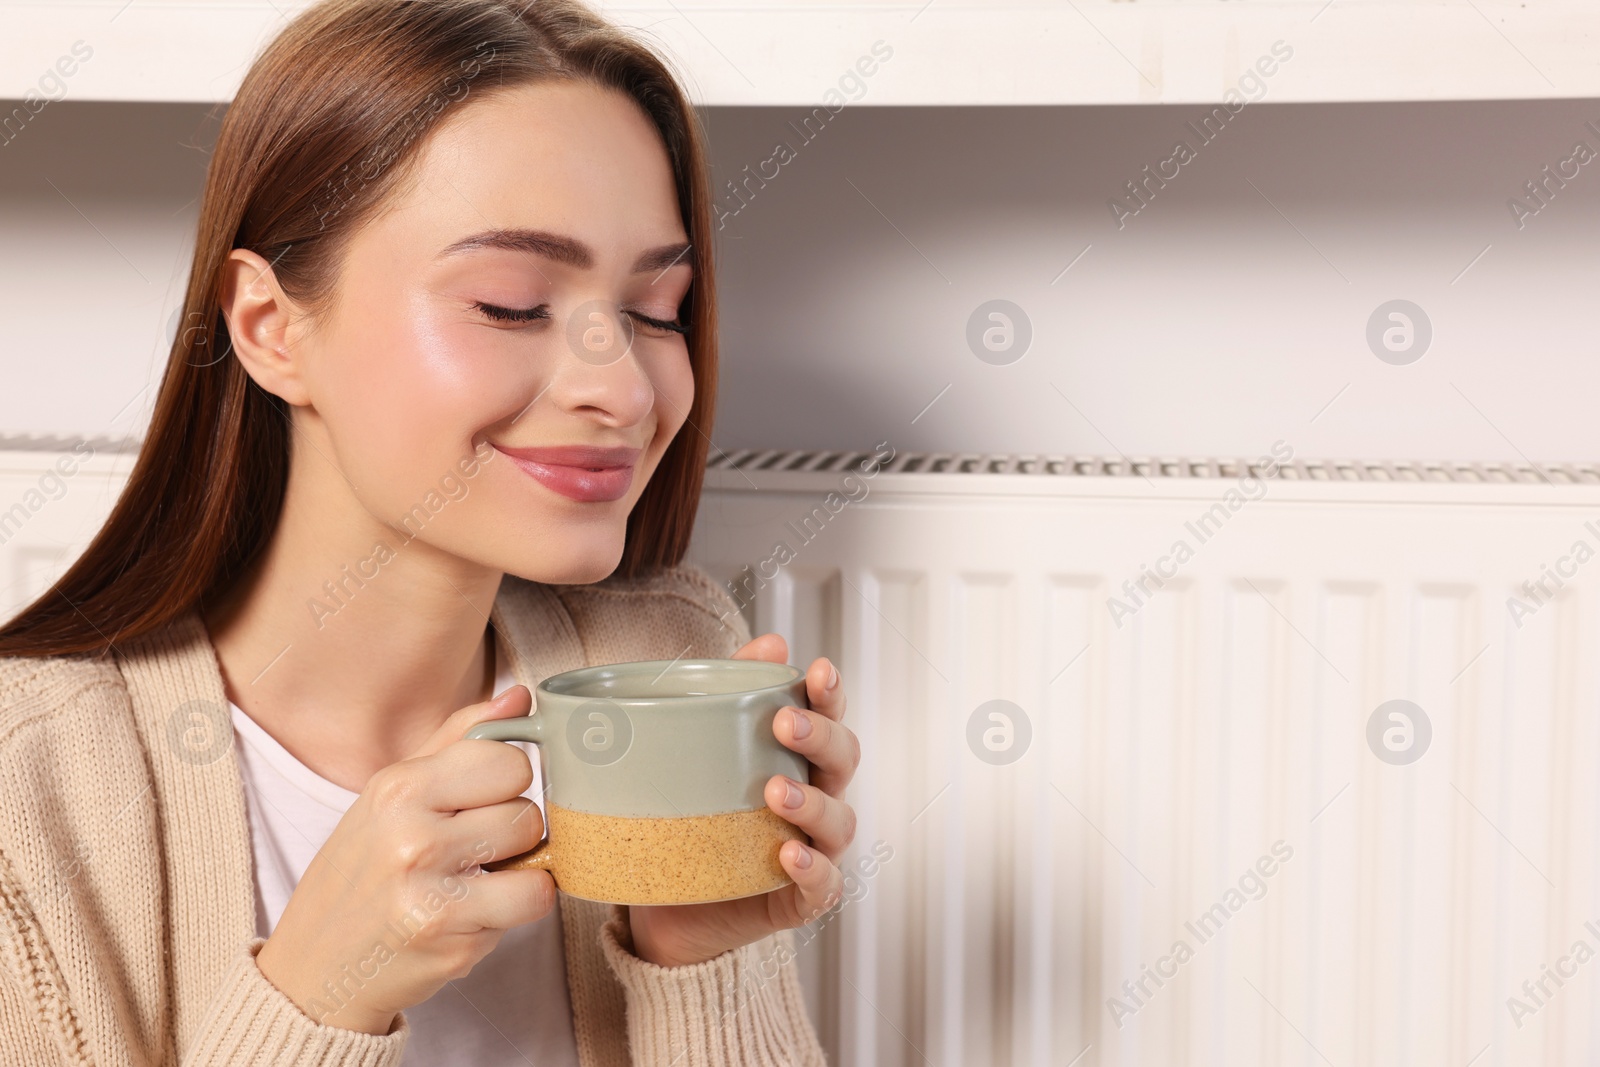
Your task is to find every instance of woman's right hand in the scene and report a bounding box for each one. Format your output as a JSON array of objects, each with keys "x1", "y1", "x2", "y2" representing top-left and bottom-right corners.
[{"x1": 256, "y1": 685, "x2": 554, "y2": 1035}]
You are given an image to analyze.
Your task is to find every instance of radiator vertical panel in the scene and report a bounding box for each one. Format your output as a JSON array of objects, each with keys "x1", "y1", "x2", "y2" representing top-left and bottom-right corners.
[
  {"x1": 1408, "y1": 587, "x2": 1475, "y2": 1067},
  {"x1": 1215, "y1": 579, "x2": 1286, "y2": 1067},
  {"x1": 1099, "y1": 589, "x2": 1153, "y2": 1066},
  {"x1": 1293, "y1": 584, "x2": 1377, "y2": 1066},
  {"x1": 852, "y1": 567, "x2": 932, "y2": 1067},
  {"x1": 1500, "y1": 587, "x2": 1562, "y2": 1065},
  {"x1": 1045, "y1": 576, "x2": 1099, "y2": 1067},
  {"x1": 1542, "y1": 592, "x2": 1583, "y2": 1067},
  {"x1": 1450, "y1": 591, "x2": 1495, "y2": 1067},
  {"x1": 1555, "y1": 588, "x2": 1600, "y2": 1067},
  {"x1": 1118, "y1": 579, "x2": 1192, "y2": 1065},
  {"x1": 950, "y1": 572, "x2": 1017, "y2": 1065},
  {"x1": 1181, "y1": 576, "x2": 1226, "y2": 1067}
]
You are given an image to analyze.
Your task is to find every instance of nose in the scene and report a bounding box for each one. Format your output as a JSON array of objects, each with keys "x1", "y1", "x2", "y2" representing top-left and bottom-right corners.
[{"x1": 543, "y1": 302, "x2": 655, "y2": 428}]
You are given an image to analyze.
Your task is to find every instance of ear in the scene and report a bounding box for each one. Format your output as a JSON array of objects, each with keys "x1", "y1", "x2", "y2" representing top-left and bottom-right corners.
[{"x1": 217, "y1": 248, "x2": 313, "y2": 407}]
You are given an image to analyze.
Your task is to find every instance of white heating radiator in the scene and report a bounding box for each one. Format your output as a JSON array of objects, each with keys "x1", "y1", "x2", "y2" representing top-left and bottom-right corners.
[
  {"x1": 0, "y1": 438, "x2": 142, "y2": 621},
  {"x1": 685, "y1": 447, "x2": 1600, "y2": 1067},
  {"x1": 6, "y1": 441, "x2": 1600, "y2": 1067}
]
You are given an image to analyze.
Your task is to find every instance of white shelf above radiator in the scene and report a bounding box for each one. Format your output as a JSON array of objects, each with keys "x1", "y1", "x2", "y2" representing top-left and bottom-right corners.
[{"x1": 3, "y1": 1, "x2": 1596, "y2": 105}]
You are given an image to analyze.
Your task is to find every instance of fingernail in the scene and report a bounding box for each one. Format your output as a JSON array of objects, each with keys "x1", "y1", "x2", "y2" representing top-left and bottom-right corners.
[
  {"x1": 788, "y1": 707, "x2": 812, "y2": 740},
  {"x1": 793, "y1": 844, "x2": 813, "y2": 869},
  {"x1": 783, "y1": 779, "x2": 804, "y2": 809},
  {"x1": 826, "y1": 663, "x2": 840, "y2": 690}
]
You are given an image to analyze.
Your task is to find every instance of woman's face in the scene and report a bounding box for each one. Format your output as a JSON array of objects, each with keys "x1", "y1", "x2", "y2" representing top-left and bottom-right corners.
[{"x1": 273, "y1": 79, "x2": 696, "y2": 584}]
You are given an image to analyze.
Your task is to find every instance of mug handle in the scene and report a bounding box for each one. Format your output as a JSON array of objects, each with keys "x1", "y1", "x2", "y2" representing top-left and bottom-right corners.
[{"x1": 463, "y1": 716, "x2": 556, "y2": 874}]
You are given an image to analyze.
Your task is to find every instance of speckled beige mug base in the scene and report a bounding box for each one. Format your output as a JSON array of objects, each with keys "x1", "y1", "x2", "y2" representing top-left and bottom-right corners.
[{"x1": 502, "y1": 802, "x2": 806, "y2": 905}]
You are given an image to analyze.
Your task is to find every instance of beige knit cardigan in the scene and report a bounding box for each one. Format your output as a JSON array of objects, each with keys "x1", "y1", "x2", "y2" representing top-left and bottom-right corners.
[{"x1": 0, "y1": 564, "x2": 826, "y2": 1066}]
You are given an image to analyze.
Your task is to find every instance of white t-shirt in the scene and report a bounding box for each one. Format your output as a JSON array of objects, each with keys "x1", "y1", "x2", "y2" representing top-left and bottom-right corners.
[{"x1": 229, "y1": 643, "x2": 580, "y2": 1066}]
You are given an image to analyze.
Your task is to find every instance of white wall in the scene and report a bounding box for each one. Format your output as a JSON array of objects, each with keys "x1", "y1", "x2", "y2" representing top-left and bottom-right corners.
[
  {"x1": 0, "y1": 100, "x2": 214, "y2": 446},
  {"x1": 3, "y1": 98, "x2": 1598, "y2": 463},
  {"x1": 705, "y1": 100, "x2": 1600, "y2": 464}
]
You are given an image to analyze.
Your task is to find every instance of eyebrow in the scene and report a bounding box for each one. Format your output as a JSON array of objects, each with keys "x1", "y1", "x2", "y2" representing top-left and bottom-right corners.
[{"x1": 437, "y1": 228, "x2": 694, "y2": 275}]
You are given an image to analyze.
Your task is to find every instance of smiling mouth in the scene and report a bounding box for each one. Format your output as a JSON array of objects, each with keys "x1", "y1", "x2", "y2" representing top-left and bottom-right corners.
[{"x1": 491, "y1": 442, "x2": 641, "y2": 503}]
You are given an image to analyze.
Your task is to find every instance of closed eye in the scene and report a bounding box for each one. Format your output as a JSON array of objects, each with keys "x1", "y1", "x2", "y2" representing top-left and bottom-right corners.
[
  {"x1": 627, "y1": 310, "x2": 687, "y2": 335},
  {"x1": 473, "y1": 301, "x2": 686, "y2": 335},
  {"x1": 473, "y1": 301, "x2": 551, "y2": 323}
]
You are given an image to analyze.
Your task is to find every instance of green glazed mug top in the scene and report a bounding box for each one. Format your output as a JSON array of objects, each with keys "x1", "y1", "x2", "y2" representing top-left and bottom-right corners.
[{"x1": 462, "y1": 657, "x2": 811, "y2": 903}]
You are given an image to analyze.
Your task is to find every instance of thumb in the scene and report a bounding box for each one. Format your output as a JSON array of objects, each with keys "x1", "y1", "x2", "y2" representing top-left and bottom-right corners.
[
  {"x1": 410, "y1": 684, "x2": 533, "y2": 760},
  {"x1": 732, "y1": 632, "x2": 787, "y2": 664}
]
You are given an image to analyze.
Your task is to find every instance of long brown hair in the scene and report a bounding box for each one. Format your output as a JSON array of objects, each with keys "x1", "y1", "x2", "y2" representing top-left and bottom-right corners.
[{"x1": 0, "y1": 0, "x2": 720, "y2": 659}]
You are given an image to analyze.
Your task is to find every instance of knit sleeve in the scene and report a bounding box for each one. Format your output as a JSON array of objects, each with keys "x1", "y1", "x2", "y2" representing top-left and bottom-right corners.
[
  {"x1": 597, "y1": 907, "x2": 826, "y2": 1066},
  {"x1": 0, "y1": 934, "x2": 78, "y2": 1064},
  {"x1": 183, "y1": 938, "x2": 410, "y2": 1066}
]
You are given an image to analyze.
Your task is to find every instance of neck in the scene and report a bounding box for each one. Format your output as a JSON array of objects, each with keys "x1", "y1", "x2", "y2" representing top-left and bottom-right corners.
[{"x1": 202, "y1": 451, "x2": 505, "y2": 793}]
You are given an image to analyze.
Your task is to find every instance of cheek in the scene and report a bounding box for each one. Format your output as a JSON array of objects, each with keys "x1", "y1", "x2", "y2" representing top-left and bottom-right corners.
[
  {"x1": 314, "y1": 296, "x2": 509, "y2": 504},
  {"x1": 650, "y1": 345, "x2": 696, "y2": 444}
]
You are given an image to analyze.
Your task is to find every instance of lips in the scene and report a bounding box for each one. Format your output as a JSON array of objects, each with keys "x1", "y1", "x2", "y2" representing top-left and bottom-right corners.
[{"x1": 493, "y1": 443, "x2": 641, "y2": 503}]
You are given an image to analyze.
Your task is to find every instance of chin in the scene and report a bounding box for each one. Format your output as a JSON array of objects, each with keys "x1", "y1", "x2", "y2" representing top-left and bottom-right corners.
[{"x1": 505, "y1": 537, "x2": 626, "y2": 587}]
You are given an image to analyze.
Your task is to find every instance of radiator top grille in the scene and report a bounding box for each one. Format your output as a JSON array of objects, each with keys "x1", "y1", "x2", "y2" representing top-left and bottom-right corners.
[
  {"x1": 4, "y1": 435, "x2": 1595, "y2": 486},
  {"x1": 708, "y1": 448, "x2": 1600, "y2": 485}
]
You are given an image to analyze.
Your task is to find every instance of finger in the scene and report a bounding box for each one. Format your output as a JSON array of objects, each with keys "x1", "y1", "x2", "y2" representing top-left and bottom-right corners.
[
  {"x1": 383, "y1": 735, "x2": 536, "y2": 813},
  {"x1": 440, "y1": 797, "x2": 546, "y2": 867},
  {"x1": 774, "y1": 705, "x2": 859, "y2": 798},
  {"x1": 731, "y1": 632, "x2": 787, "y2": 664},
  {"x1": 408, "y1": 684, "x2": 533, "y2": 760},
  {"x1": 775, "y1": 838, "x2": 847, "y2": 927},
  {"x1": 802, "y1": 657, "x2": 845, "y2": 724},
  {"x1": 456, "y1": 866, "x2": 559, "y2": 933},
  {"x1": 764, "y1": 775, "x2": 856, "y2": 860}
]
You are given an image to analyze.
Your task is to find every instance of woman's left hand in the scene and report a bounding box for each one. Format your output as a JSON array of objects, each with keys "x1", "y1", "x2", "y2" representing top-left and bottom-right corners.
[{"x1": 624, "y1": 633, "x2": 860, "y2": 968}]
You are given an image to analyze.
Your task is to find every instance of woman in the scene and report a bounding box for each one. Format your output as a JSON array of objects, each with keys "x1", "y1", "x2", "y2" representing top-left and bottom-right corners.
[{"x1": 0, "y1": 1, "x2": 859, "y2": 1063}]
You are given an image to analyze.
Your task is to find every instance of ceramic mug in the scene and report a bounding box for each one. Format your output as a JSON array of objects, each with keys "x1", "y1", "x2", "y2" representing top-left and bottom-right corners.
[{"x1": 464, "y1": 657, "x2": 812, "y2": 905}]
